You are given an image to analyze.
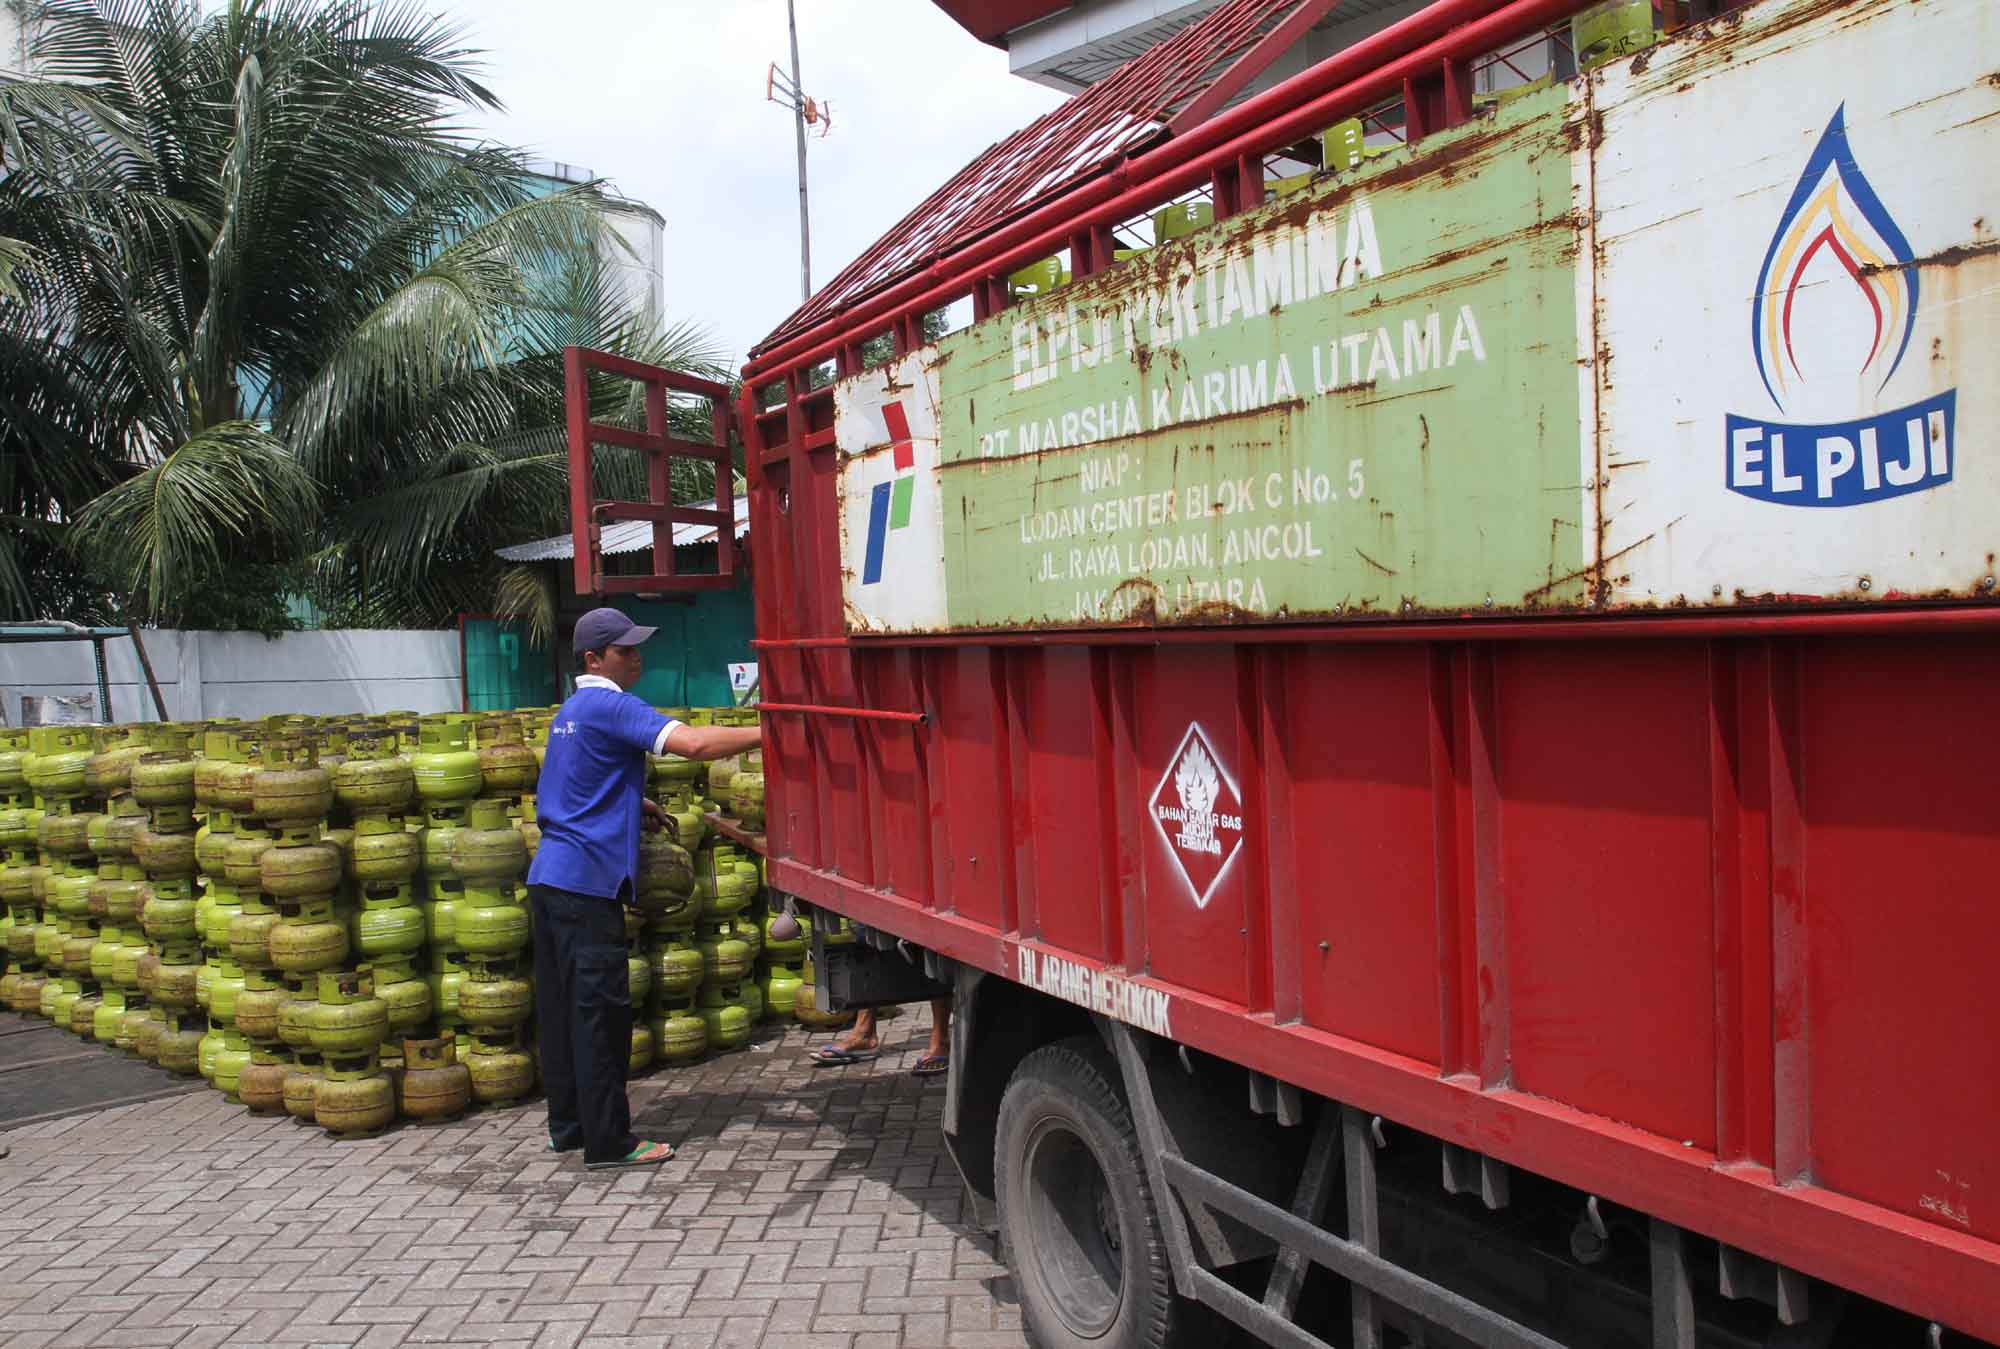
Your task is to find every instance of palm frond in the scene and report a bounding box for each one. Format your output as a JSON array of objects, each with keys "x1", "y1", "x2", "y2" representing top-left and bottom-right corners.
[
  {"x1": 71, "y1": 420, "x2": 320, "y2": 615},
  {"x1": 493, "y1": 563, "x2": 557, "y2": 651},
  {"x1": 0, "y1": 237, "x2": 36, "y2": 303}
]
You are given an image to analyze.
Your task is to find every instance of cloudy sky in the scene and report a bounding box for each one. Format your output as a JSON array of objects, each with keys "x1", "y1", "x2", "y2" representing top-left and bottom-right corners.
[{"x1": 433, "y1": 0, "x2": 1068, "y2": 370}]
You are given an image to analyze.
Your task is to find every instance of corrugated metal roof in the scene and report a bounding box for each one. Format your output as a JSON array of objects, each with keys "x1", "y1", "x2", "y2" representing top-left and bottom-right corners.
[
  {"x1": 751, "y1": 0, "x2": 1318, "y2": 360},
  {"x1": 495, "y1": 497, "x2": 749, "y2": 563}
]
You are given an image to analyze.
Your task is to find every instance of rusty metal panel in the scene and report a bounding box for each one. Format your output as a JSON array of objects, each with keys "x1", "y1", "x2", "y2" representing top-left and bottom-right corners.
[
  {"x1": 836, "y1": 351, "x2": 950, "y2": 633},
  {"x1": 1594, "y1": 0, "x2": 2000, "y2": 607},
  {"x1": 835, "y1": 88, "x2": 1587, "y2": 634}
]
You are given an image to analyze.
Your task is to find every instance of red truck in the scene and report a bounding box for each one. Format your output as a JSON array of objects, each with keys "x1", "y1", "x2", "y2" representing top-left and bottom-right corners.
[{"x1": 566, "y1": 0, "x2": 2000, "y2": 1343}]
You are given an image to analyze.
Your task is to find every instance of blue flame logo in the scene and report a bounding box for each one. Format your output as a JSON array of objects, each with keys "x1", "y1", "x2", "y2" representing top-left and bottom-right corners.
[
  {"x1": 1727, "y1": 106, "x2": 1952, "y2": 509},
  {"x1": 1750, "y1": 105, "x2": 1920, "y2": 412}
]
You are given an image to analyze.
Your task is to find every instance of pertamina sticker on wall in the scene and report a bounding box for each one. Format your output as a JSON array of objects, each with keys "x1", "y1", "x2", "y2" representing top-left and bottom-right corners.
[{"x1": 1149, "y1": 723, "x2": 1245, "y2": 909}]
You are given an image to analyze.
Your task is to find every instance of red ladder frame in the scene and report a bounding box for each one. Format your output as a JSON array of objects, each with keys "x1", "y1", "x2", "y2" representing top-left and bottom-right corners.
[{"x1": 563, "y1": 345, "x2": 738, "y2": 596}]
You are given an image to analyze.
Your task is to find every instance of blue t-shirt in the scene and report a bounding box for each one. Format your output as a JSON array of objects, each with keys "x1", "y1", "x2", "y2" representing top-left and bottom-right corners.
[{"x1": 527, "y1": 684, "x2": 679, "y2": 901}]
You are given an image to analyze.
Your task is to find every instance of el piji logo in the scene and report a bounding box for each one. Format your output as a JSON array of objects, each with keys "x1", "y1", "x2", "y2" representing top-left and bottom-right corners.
[
  {"x1": 860, "y1": 400, "x2": 915, "y2": 585},
  {"x1": 1726, "y1": 106, "x2": 1954, "y2": 507}
]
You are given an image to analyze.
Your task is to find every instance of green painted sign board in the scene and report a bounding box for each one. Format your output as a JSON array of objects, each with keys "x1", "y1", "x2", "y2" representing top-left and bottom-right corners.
[{"x1": 925, "y1": 88, "x2": 1586, "y2": 629}]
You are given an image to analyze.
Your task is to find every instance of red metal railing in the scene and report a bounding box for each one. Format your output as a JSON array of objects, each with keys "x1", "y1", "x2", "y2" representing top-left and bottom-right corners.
[
  {"x1": 747, "y1": 0, "x2": 1609, "y2": 382},
  {"x1": 756, "y1": 0, "x2": 1320, "y2": 357},
  {"x1": 563, "y1": 346, "x2": 736, "y2": 597},
  {"x1": 757, "y1": 701, "x2": 928, "y2": 725}
]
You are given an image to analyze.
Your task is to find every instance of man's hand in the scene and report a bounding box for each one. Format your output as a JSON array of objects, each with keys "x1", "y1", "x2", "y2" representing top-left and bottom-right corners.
[
  {"x1": 661, "y1": 721, "x2": 763, "y2": 762},
  {"x1": 641, "y1": 798, "x2": 668, "y2": 833}
]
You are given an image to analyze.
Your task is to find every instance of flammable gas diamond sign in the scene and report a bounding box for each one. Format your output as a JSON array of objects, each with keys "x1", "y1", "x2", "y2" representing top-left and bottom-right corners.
[{"x1": 1149, "y1": 723, "x2": 1245, "y2": 909}]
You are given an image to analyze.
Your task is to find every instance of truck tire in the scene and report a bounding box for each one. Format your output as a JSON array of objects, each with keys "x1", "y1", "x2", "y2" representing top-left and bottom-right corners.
[{"x1": 996, "y1": 1036, "x2": 1188, "y2": 1349}]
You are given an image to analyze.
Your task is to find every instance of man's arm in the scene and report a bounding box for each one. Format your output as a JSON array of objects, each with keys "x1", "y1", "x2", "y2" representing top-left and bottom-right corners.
[{"x1": 661, "y1": 722, "x2": 762, "y2": 762}]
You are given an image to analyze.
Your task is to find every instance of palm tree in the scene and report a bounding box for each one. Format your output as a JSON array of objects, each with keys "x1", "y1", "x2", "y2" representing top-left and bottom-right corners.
[{"x1": 0, "y1": 0, "x2": 728, "y2": 630}]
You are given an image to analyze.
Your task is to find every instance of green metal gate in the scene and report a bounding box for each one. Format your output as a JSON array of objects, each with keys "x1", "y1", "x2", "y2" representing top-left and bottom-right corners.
[{"x1": 459, "y1": 615, "x2": 556, "y2": 712}]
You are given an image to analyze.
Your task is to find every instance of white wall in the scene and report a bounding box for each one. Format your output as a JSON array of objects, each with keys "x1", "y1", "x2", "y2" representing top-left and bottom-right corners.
[
  {"x1": 1, "y1": 2, "x2": 36, "y2": 79},
  {"x1": 0, "y1": 629, "x2": 464, "y2": 724}
]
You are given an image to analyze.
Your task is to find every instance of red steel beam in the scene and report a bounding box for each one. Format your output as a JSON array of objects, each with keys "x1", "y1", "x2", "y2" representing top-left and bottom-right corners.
[
  {"x1": 757, "y1": 701, "x2": 927, "y2": 725},
  {"x1": 1166, "y1": 0, "x2": 1348, "y2": 137},
  {"x1": 745, "y1": 0, "x2": 1585, "y2": 380},
  {"x1": 822, "y1": 605, "x2": 2000, "y2": 647}
]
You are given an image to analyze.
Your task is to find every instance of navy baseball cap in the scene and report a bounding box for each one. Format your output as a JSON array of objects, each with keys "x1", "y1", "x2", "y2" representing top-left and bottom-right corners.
[{"x1": 572, "y1": 606, "x2": 658, "y2": 654}]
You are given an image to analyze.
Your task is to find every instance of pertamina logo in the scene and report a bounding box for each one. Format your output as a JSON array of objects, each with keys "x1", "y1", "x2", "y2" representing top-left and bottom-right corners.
[
  {"x1": 1727, "y1": 106, "x2": 1955, "y2": 507},
  {"x1": 860, "y1": 400, "x2": 917, "y2": 585},
  {"x1": 1149, "y1": 723, "x2": 1245, "y2": 909}
]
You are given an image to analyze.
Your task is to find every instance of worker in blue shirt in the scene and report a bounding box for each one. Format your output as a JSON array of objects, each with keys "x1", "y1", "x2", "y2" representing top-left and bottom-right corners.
[{"x1": 528, "y1": 607, "x2": 762, "y2": 1170}]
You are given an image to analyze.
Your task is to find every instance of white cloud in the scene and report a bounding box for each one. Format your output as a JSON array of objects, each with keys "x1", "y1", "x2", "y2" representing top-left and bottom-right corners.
[{"x1": 435, "y1": 0, "x2": 1066, "y2": 371}]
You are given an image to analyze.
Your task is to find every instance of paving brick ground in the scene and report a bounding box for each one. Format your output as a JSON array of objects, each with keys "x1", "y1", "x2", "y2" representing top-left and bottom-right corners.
[{"x1": 0, "y1": 1007, "x2": 1026, "y2": 1349}]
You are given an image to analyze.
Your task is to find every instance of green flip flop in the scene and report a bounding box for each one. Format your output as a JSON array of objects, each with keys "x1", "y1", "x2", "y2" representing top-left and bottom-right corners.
[{"x1": 584, "y1": 1140, "x2": 674, "y2": 1171}]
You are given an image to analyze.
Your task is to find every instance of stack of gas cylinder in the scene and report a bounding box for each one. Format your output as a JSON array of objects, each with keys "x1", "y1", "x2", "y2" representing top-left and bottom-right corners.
[{"x1": 0, "y1": 701, "x2": 837, "y2": 1142}]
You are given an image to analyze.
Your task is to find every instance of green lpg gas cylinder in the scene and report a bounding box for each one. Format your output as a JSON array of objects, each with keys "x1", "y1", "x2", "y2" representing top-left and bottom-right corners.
[
  {"x1": 212, "y1": 1026, "x2": 252, "y2": 1100},
  {"x1": 651, "y1": 995, "x2": 707, "y2": 1063},
  {"x1": 732, "y1": 913, "x2": 763, "y2": 963},
  {"x1": 276, "y1": 972, "x2": 318, "y2": 1049},
  {"x1": 455, "y1": 890, "x2": 528, "y2": 958},
  {"x1": 283, "y1": 1051, "x2": 324, "y2": 1119},
  {"x1": 92, "y1": 984, "x2": 126, "y2": 1045},
  {"x1": 252, "y1": 737, "x2": 333, "y2": 825},
  {"x1": 85, "y1": 726, "x2": 147, "y2": 798},
  {"x1": 141, "y1": 877, "x2": 200, "y2": 945},
  {"x1": 412, "y1": 716, "x2": 482, "y2": 807},
  {"x1": 149, "y1": 942, "x2": 201, "y2": 1012},
  {"x1": 156, "y1": 1011, "x2": 204, "y2": 1076},
  {"x1": 727, "y1": 757, "x2": 765, "y2": 831},
  {"x1": 209, "y1": 955, "x2": 246, "y2": 1026},
  {"x1": 350, "y1": 812, "x2": 419, "y2": 886},
  {"x1": 308, "y1": 968, "x2": 388, "y2": 1056},
  {"x1": 130, "y1": 1002, "x2": 165, "y2": 1061},
  {"x1": 260, "y1": 824, "x2": 342, "y2": 900},
  {"x1": 352, "y1": 882, "x2": 425, "y2": 958},
  {"x1": 269, "y1": 896, "x2": 350, "y2": 974},
  {"x1": 427, "y1": 948, "x2": 468, "y2": 1025},
  {"x1": 238, "y1": 1042, "x2": 294, "y2": 1114},
  {"x1": 457, "y1": 958, "x2": 532, "y2": 1031},
  {"x1": 196, "y1": 808, "x2": 236, "y2": 882},
  {"x1": 399, "y1": 1034, "x2": 472, "y2": 1123},
  {"x1": 634, "y1": 829, "x2": 696, "y2": 919},
  {"x1": 316, "y1": 1051, "x2": 395, "y2": 1137},
  {"x1": 475, "y1": 715, "x2": 538, "y2": 796},
  {"x1": 695, "y1": 919, "x2": 751, "y2": 987},
  {"x1": 462, "y1": 1030, "x2": 535, "y2": 1106},
  {"x1": 372, "y1": 955, "x2": 433, "y2": 1036},
  {"x1": 733, "y1": 978, "x2": 764, "y2": 1024},
  {"x1": 25, "y1": 725, "x2": 91, "y2": 798},
  {"x1": 227, "y1": 889, "x2": 280, "y2": 969},
  {"x1": 222, "y1": 819, "x2": 273, "y2": 893},
  {"x1": 234, "y1": 965, "x2": 288, "y2": 1042},
  {"x1": 794, "y1": 957, "x2": 856, "y2": 1030},
  {"x1": 758, "y1": 961, "x2": 802, "y2": 1020},
  {"x1": 452, "y1": 798, "x2": 526, "y2": 886},
  {"x1": 697, "y1": 982, "x2": 752, "y2": 1051},
  {"x1": 650, "y1": 931, "x2": 704, "y2": 997},
  {"x1": 334, "y1": 733, "x2": 414, "y2": 812},
  {"x1": 627, "y1": 943, "x2": 653, "y2": 1005},
  {"x1": 696, "y1": 844, "x2": 759, "y2": 919},
  {"x1": 131, "y1": 749, "x2": 197, "y2": 810}
]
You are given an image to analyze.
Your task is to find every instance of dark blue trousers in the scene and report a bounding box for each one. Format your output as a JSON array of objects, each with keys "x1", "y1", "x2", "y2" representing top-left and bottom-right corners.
[{"x1": 528, "y1": 884, "x2": 636, "y2": 1164}]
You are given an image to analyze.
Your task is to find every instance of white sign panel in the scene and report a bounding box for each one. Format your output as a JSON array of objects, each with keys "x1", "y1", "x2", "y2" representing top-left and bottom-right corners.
[
  {"x1": 835, "y1": 350, "x2": 949, "y2": 632},
  {"x1": 1593, "y1": 0, "x2": 1998, "y2": 604}
]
